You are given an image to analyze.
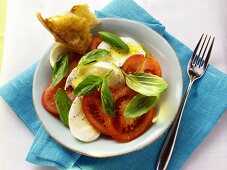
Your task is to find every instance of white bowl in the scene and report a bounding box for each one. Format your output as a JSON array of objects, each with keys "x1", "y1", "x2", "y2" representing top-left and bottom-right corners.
[{"x1": 33, "y1": 18, "x2": 183, "y2": 157}]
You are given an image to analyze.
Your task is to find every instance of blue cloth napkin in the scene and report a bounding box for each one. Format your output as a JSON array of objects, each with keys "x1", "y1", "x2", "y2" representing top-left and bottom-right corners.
[{"x1": 0, "y1": 0, "x2": 227, "y2": 169}]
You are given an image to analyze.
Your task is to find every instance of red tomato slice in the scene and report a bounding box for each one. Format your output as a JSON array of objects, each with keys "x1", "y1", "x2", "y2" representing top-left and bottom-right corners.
[
  {"x1": 42, "y1": 79, "x2": 76, "y2": 116},
  {"x1": 89, "y1": 35, "x2": 103, "y2": 50},
  {"x1": 121, "y1": 54, "x2": 144, "y2": 74},
  {"x1": 107, "y1": 86, "x2": 156, "y2": 142},
  {"x1": 139, "y1": 57, "x2": 162, "y2": 76},
  {"x1": 121, "y1": 54, "x2": 162, "y2": 77},
  {"x1": 81, "y1": 82, "x2": 157, "y2": 143},
  {"x1": 41, "y1": 79, "x2": 65, "y2": 116},
  {"x1": 82, "y1": 92, "x2": 111, "y2": 135},
  {"x1": 41, "y1": 55, "x2": 79, "y2": 116},
  {"x1": 42, "y1": 86, "x2": 58, "y2": 115}
]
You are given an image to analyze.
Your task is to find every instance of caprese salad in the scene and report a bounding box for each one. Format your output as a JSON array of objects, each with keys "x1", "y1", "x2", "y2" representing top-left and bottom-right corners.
[{"x1": 41, "y1": 31, "x2": 168, "y2": 143}]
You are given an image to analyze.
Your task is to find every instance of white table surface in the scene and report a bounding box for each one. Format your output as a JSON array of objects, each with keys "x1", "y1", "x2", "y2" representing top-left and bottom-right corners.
[{"x1": 0, "y1": 0, "x2": 226, "y2": 169}]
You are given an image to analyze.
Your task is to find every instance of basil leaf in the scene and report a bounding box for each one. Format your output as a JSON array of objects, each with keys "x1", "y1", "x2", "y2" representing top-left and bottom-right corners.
[
  {"x1": 73, "y1": 75, "x2": 103, "y2": 96},
  {"x1": 98, "y1": 31, "x2": 129, "y2": 53},
  {"x1": 52, "y1": 53, "x2": 69, "y2": 87},
  {"x1": 78, "y1": 49, "x2": 110, "y2": 66},
  {"x1": 101, "y1": 78, "x2": 115, "y2": 116},
  {"x1": 55, "y1": 88, "x2": 72, "y2": 127},
  {"x1": 124, "y1": 94, "x2": 159, "y2": 118},
  {"x1": 126, "y1": 73, "x2": 168, "y2": 96}
]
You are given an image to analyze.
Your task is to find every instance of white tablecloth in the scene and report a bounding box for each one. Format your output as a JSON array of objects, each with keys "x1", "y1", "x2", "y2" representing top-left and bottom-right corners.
[{"x1": 0, "y1": 0, "x2": 226, "y2": 169}]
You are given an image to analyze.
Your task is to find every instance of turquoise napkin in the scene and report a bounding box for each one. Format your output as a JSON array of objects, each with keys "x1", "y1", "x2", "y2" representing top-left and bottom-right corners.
[{"x1": 0, "y1": 0, "x2": 226, "y2": 169}]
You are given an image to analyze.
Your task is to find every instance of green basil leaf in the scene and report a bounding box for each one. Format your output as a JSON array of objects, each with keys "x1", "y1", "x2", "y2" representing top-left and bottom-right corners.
[
  {"x1": 78, "y1": 49, "x2": 110, "y2": 66},
  {"x1": 52, "y1": 53, "x2": 69, "y2": 87},
  {"x1": 55, "y1": 88, "x2": 72, "y2": 127},
  {"x1": 73, "y1": 75, "x2": 103, "y2": 96},
  {"x1": 101, "y1": 78, "x2": 115, "y2": 116},
  {"x1": 126, "y1": 73, "x2": 168, "y2": 96},
  {"x1": 124, "y1": 94, "x2": 159, "y2": 118},
  {"x1": 98, "y1": 31, "x2": 129, "y2": 53}
]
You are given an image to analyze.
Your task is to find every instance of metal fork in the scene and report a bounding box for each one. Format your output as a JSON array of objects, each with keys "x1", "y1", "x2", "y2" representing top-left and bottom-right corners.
[{"x1": 156, "y1": 34, "x2": 215, "y2": 170}]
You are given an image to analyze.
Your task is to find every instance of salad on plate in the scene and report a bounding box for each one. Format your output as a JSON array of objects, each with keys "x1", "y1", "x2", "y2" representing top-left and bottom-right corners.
[{"x1": 37, "y1": 4, "x2": 168, "y2": 143}]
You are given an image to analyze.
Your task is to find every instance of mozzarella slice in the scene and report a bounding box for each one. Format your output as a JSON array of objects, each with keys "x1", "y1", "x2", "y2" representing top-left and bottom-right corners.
[
  {"x1": 65, "y1": 61, "x2": 125, "y2": 90},
  {"x1": 65, "y1": 67, "x2": 77, "y2": 90},
  {"x1": 50, "y1": 43, "x2": 73, "y2": 67},
  {"x1": 97, "y1": 37, "x2": 146, "y2": 67},
  {"x1": 68, "y1": 97, "x2": 100, "y2": 142}
]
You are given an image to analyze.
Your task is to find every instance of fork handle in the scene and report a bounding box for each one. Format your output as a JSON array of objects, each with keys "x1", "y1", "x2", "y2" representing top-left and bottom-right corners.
[{"x1": 156, "y1": 80, "x2": 194, "y2": 170}]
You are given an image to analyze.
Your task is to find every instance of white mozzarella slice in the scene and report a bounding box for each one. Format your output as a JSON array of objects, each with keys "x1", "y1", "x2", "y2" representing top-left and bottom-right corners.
[
  {"x1": 97, "y1": 37, "x2": 146, "y2": 67},
  {"x1": 65, "y1": 61, "x2": 125, "y2": 90},
  {"x1": 50, "y1": 43, "x2": 73, "y2": 67},
  {"x1": 65, "y1": 67, "x2": 77, "y2": 90},
  {"x1": 68, "y1": 97, "x2": 100, "y2": 142}
]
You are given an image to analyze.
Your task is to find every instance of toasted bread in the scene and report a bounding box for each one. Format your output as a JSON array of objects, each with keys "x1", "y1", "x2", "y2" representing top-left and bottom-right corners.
[{"x1": 37, "y1": 4, "x2": 100, "y2": 54}]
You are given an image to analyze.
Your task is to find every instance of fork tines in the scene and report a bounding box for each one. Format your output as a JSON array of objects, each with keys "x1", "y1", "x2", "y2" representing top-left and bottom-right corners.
[{"x1": 191, "y1": 34, "x2": 215, "y2": 68}]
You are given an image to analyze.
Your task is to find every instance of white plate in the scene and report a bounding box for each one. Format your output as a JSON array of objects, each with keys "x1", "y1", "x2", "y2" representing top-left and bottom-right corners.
[{"x1": 33, "y1": 18, "x2": 183, "y2": 157}]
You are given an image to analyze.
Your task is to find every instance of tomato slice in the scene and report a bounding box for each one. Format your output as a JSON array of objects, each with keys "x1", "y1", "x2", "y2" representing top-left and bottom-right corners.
[
  {"x1": 89, "y1": 35, "x2": 103, "y2": 50},
  {"x1": 121, "y1": 54, "x2": 144, "y2": 74},
  {"x1": 42, "y1": 85, "x2": 58, "y2": 115},
  {"x1": 41, "y1": 55, "x2": 79, "y2": 115},
  {"x1": 42, "y1": 79, "x2": 76, "y2": 116},
  {"x1": 107, "y1": 86, "x2": 156, "y2": 142},
  {"x1": 82, "y1": 92, "x2": 111, "y2": 135},
  {"x1": 139, "y1": 57, "x2": 162, "y2": 76},
  {"x1": 121, "y1": 54, "x2": 162, "y2": 77},
  {"x1": 41, "y1": 79, "x2": 65, "y2": 115},
  {"x1": 81, "y1": 86, "x2": 156, "y2": 142}
]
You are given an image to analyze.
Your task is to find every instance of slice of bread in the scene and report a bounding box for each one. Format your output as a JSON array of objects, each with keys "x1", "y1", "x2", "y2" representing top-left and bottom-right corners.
[{"x1": 37, "y1": 4, "x2": 100, "y2": 54}]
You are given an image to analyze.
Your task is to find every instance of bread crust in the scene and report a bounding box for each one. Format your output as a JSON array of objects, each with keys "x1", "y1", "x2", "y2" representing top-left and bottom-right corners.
[{"x1": 36, "y1": 4, "x2": 100, "y2": 54}]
